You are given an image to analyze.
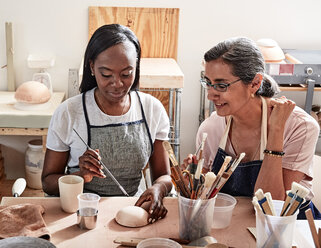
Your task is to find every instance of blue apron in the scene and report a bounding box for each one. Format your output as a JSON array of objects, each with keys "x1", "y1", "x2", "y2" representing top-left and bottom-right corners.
[
  {"x1": 68, "y1": 90, "x2": 153, "y2": 196},
  {"x1": 211, "y1": 97, "x2": 321, "y2": 219}
]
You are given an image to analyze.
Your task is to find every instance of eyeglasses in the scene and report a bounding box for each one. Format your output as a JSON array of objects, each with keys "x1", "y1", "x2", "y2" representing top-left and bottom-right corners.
[{"x1": 200, "y1": 77, "x2": 242, "y2": 92}]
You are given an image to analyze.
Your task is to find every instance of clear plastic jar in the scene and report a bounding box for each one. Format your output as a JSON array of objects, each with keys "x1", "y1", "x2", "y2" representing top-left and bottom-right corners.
[{"x1": 25, "y1": 139, "x2": 45, "y2": 189}]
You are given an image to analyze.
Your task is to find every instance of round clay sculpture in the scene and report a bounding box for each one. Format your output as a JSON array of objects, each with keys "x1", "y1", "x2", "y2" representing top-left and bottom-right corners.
[
  {"x1": 15, "y1": 81, "x2": 51, "y2": 104},
  {"x1": 115, "y1": 206, "x2": 149, "y2": 227}
]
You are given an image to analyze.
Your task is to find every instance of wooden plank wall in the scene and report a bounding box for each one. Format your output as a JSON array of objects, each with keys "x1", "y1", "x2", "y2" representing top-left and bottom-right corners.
[
  {"x1": 88, "y1": 7, "x2": 179, "y2": 58},
  {"x1": 88, "y1": 7, "x2": 180, "y2": 114}
]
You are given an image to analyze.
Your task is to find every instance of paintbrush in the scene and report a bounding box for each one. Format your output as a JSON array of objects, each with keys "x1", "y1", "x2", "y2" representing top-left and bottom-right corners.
[
  {"x1": 199, "y1": 172, "x2": 216, "y2": 200},
  {"x1": 281, "y1": 182, "x2": 303, "y2": 216},
  {"x1": 190, "y1": 159, "x2": 204, "y2": 199},
  {"x1": 73, "y1": 128, "x2": 129, "y2": 197},
  {"x1": 284, "y1": 183, "x2": 309, "y2": 216},
  {"x1": 162, "y1": 141, "x2": 191, "y2": 198},
  {"x1": 197, "y1": 133, "x2": 208, "y2": 161},
  {"x1": 252, "y1": 196, "x2": 263, "y2": 213},
  {"x1": 255, "y1": 189, "x2": 274, "y2": 215},
  {"x1": 281, "y1": 181, "x2": 309, "y2": 216},
  {"x1": 207, "y1": 156, "x2": 232, "y2": 199},
  {"x1": 305, "y1": 208, "x2": 321, "y2": 248},
  {"x1": 186, "y1": 133, "x2": 207, "y2": 182},
  {"x1": 208, "y1": 153, "x2": 245, "y2": 198},
  {"x1": 264, "y1": 192, "x2": 276, "y2": 216}
]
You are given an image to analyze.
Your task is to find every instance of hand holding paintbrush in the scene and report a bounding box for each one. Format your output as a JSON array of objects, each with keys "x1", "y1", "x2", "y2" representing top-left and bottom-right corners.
[{"x1": 73, "y1": 128, "x2": 129, "y2": 197}]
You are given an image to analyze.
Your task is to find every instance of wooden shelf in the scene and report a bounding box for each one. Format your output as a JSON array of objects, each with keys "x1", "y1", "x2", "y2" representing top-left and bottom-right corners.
[
  {"x1": 0, "y1": 179, "x2": 44, "y2": 201},
  {"x1": 0, "y1": 91, "x2": 65, "y2": 128},
  {"x1": 140, "y1": 58, "x2": 184, "y2": 89},
  {"x1": 280, "y1": 86, "x2": 321, "y2": 92}
]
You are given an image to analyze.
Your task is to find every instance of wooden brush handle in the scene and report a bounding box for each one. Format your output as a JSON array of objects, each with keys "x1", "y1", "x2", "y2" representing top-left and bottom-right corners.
[
  {"x1": 305, "y1": 209, "x2": 321, "y2": 248},
  {"x1": 170, "y1": 167, "x2": 190, "y2": 198}
]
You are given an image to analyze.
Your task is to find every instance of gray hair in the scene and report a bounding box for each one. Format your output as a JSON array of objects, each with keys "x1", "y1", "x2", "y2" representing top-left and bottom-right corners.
[{"x1": 204, "y1": 37, "x2": 280, "y2": 97}]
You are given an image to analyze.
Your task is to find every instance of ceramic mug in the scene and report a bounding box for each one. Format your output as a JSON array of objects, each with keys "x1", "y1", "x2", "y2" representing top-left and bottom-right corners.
[{"x1": 58, "y1": 175, "x2": 84, "y2": 213}]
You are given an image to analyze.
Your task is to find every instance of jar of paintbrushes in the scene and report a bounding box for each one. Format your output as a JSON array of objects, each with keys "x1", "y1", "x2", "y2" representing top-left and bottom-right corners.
[
  {"x1": 162, "y1": 133, "x2": 246, "y2": 241},
  {"x1": 253, "y1": 182, "x2": 309, "y2": 248}
]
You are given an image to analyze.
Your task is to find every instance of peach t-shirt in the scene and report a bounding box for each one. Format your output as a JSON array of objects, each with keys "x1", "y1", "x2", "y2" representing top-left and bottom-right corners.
[{"x1": 197, "y1": 106, "x2": 320, "y2": 200}]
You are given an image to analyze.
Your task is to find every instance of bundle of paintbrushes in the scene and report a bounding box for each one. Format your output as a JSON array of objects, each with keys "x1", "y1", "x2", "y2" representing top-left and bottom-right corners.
[
  {"x1": 162, "y1": 136, "x2": 245, "y2": 200},
  {"x1": 252, "y1": 181, "x2": 309, "y2": 216},
  {"x1": 162, "y1": 136, "x2": 247, "y2": 241}
]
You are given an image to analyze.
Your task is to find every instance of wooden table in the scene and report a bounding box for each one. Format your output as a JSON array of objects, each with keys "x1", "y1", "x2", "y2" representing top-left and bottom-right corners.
[{"x1": 0, "y1": 196, "x2": 256, "y2": 248}]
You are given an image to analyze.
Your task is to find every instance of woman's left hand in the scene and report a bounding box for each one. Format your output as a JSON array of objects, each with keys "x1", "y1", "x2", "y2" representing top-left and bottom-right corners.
[
  {"x1": 134, "y1": 183, "x2": 168, "y2": 224},
  {"x1": 269, "y1": 96, "x2": 296, "y2": 130}
]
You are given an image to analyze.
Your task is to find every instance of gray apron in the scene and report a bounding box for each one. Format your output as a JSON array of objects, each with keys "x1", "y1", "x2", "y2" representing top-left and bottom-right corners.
[{"x1": 80, "y1": 90, "x2": 153, "y2": 196}]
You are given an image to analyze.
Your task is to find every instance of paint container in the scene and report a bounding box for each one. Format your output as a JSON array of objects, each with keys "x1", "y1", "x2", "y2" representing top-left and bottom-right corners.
[
  {"x1": 255, "y1": 200, "x2": 298, "y2": 248},
  {"x1": 137, "y1": 238, "x2": 182, "y2": 248},
  {"x1": 77, "y1": 193, "x2": 100, "y2": 229},
  {"x1": 212, "y1": 193, "x2": 237, "y2": 229},
  {"x1": 178, "y1": 194, "x2": 216, "y2": 241}
]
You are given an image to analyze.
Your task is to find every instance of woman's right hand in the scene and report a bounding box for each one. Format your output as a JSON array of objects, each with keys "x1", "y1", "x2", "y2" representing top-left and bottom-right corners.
[{"x1": 78, "y1": 149, "x2": 106, "y2": 183}]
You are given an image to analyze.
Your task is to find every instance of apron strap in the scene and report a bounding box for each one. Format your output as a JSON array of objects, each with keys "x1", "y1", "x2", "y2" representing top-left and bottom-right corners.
[
  {"x1": 82, "y1": 91, "x2": 92, "y2": 147},
  {"x1": 219, "y1": 97, "x2": 268, "y2": 160},
  {"x1": 260, "y1": 96, "x2": 268, "y2": 160},
  {"x1": 135, "y1": 90, "x2": 154, "y2": 155},
  {"x1": 219, "y1": 116, "x2": 232, "y2": 149}
]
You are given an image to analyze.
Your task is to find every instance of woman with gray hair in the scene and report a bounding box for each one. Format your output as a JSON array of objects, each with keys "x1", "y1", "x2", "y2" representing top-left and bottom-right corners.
[{"x1": 192, "y1": 37, "x2": 320, "y2": 219}]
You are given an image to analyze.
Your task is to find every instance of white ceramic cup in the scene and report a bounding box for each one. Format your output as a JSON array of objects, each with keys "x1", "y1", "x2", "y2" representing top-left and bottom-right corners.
[{"x1": 58, "y1": 175, "x2": 84, "y2": 213}]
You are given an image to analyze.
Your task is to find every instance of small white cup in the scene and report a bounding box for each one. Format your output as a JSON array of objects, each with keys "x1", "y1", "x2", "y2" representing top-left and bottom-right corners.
[
  {"x1": 77, "y1": 193, "x2": 100, "y2": 229},
  {"x1": 58, "y1": 175, "x2": 84, "y2": 213}
]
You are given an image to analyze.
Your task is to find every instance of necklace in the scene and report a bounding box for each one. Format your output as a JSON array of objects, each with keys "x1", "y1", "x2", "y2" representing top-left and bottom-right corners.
[{"x1": 96, "y1": 92, "x2": 129, "y2": 118}]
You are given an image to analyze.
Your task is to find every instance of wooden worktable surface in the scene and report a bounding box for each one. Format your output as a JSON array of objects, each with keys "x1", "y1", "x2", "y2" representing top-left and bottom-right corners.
[{"x1": 0, "y1": 196, "x2": 256, "y2": 248}]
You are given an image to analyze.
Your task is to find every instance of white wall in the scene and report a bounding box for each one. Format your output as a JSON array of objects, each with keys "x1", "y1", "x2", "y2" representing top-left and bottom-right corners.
[{"x1": 1, "y1": 0, "x2": 321, "y2": 178}]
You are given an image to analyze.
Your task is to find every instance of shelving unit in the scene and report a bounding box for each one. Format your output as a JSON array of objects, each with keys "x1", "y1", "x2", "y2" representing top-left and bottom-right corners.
[
  {"x1": 0, "y1": 92, "x2": 65, "y2": 196},
  {"x1": 140, "y1": 58, "x2": 184, "y2": 160},
  {"x1": 265, "y1": 50, "x2": 321, "y2": 114}
]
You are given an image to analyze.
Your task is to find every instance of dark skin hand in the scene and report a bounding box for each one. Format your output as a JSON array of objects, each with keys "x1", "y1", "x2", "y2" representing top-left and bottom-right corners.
[{"x1": 134, "y1": 140, "x2": 172, "y2": 223}]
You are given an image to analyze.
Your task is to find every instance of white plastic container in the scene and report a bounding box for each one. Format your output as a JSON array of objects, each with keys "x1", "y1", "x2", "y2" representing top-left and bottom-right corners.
[
  {"x1": 137, "y1": 238, "x2": 182, "y2": 248},
  {"x1": 25, "y1": 139, "x2": 45, "y2": 189},
  {"x1": 255, "y1": 200, "x2": 298, "y2": 248},
  {"x1": 212, "y1": 193, "x2": 237, "y2": 229}
]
